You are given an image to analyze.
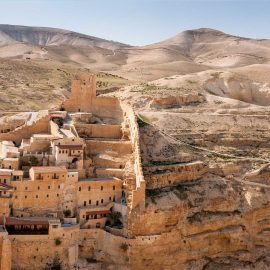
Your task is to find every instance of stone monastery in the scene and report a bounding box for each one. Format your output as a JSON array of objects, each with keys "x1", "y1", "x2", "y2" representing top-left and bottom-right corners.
[{"x1": 0, "y1": 74, "x2": 145, "y2": 270}]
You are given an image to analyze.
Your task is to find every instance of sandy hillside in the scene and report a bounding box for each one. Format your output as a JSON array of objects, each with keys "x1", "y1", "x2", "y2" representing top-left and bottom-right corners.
[{"x1": 1, "y1": 25, "x2": 270, "y2": 109}]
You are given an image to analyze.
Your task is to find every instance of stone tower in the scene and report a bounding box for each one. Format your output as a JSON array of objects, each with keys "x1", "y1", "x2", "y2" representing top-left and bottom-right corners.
[{"x1": 62, "y1": 74, "x2": 97, "y2": 112}]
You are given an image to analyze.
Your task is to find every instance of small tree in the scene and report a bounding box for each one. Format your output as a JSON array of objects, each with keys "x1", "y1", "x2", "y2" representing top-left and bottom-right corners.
[
  {"x1": 120, "y1": 243, "x2": 128, "y2": 252},
  {"x1": 55, "y1": 238, "x2": 61, "y2": 246},
  {"x1": 45, "y1": 255, "x2": 62, "y2": 270},
  {"x1": 63, "y1": 209, "x2": 71, "y2": 218},
  {"x1": 29, "y1": 155, "x2": 39, "y2": 166},
  {"x1": 107, "y1": 211, "x2": 122, "y2": 227}
]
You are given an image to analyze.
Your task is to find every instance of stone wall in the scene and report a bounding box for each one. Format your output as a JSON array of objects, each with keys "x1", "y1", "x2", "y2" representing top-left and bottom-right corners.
[
  {"x1": 62, "y1": 74, "x2": 123, "y2": 121},
  {"x1": 121, "y1": 104, "x2": 145, "y2": 213},
  {"x1": 11, "y1": 172, "x2": 78, "y2": 217},
  {"x1": 0, "y1": 111, "x2": 50, "y2": 144},
  {"x1": 0, "y1": 231, "x2": 11, "y2": 270},
  {"x1": 75, "y1": 123, "x2": 122, "y2": 139},
  {"x1": 10, "y1": 225, "x2": 79, "y2": 270},
  {"x1": 85, "y1": 140, "x2": 132, "y2": 156}
]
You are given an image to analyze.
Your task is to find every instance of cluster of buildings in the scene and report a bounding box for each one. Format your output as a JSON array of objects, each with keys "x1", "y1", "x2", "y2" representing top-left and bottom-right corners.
[{"x1": 0, "y1": 74, "x2": 145, "y2": 244}]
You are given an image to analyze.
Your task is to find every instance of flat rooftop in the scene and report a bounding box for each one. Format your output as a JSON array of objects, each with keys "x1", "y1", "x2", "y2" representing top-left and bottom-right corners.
[
  {"x1": 79, "y1": 177, "x2": 122, "y2": 182},
  {"x1": 31, "y1": 166, "x2": 67, "y2": 173}
]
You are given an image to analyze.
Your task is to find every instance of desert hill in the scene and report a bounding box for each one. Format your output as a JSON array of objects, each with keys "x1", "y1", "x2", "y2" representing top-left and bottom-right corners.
[
  {"x1": 0, "y1": 24, "x2": 129, "y2": 49},
  {"x1": 1, "y1": 25, "x2": 270, "y2": 109}
]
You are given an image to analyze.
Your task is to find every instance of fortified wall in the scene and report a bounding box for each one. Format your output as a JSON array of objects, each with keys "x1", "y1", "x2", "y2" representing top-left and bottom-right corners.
[
  {"x1": 0, "y1": 230, "x2": 11, "y2": 270},
  {"x1": 62, "y1": 74, "x2": 123, "y2": 120}
]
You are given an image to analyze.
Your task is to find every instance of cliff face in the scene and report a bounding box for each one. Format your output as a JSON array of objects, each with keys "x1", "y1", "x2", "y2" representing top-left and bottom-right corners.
[
  {"x1": 125, "y1": 170, "x2": 270, "y2": 269},
  {"x1": 119, "y1": 114, "x2": 270, "y2": 270}
]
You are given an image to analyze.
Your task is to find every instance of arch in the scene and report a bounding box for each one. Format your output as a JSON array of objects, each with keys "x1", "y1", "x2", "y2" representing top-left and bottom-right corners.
[
  {"x1": 72, "y1": 157, "x2": 78, "y2": 163},
  {"x1": 105, "y1": 220, "x2": 111, "y2": 227}
]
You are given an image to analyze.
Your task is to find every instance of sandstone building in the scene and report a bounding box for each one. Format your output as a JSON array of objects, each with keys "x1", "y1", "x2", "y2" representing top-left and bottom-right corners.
[{"x1": 0, "y1": 74, "x2": 145, "y2": 270}]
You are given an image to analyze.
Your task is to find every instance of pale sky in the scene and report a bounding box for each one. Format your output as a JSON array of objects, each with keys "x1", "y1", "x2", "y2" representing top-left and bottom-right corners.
[{"x1": 0, "y1": 0, "x2": 269, "y2": 45}]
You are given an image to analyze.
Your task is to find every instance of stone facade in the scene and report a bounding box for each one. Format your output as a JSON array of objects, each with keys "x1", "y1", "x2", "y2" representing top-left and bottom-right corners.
[{"x1": 0, "y1": 74, "x2": 146, "y2": 270}]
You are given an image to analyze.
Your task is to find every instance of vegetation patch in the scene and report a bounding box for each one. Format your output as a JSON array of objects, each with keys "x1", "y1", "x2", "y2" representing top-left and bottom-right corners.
[{"x1": 55, "y1": 238, "x2": 62, "y2": 246}]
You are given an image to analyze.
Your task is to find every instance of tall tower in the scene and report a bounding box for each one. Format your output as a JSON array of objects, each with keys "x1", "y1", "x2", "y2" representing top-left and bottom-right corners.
[{"x1": 62, "y1": 74, "x2": 97, "y2": 112}]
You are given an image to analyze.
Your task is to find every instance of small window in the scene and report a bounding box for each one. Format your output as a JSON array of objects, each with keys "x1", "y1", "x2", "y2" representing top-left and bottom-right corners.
[
  {"x1": 57, "y1": 194, "x2": 59, "y2": 197},
  {"x1": 89, "y1": 200, "x2": 91, "y2": 204},
  {"x1": 47, "y1": 194, "x2": 49, "y2": 198},
  {"x1": 88, "y1": 186, "x2": 91, "y2": 191},
  {"x1": 25, "y1": 187, "x2": 28, "y2": 190},
  {"x1": 101, "y1": 199, "x2": 103, "y2": 204},
  {"x1": 48, "y1": 186, "x2": 50, "y2": 189},
  {"x1": 79, "y1": 187, "x2": 81, "y2": 191},
  {"x1": 25, "y1": 195, "x2": 27, "y2": 199},
  {"x1": 101, "y1": 186, "x2": 103, "y2": 191},
  {"x1": 58, "y1": 185, "x2": 60, "y2": 189},
  {"x1": 36, "y1": 195, "x2": 38, "y2": 198},
  {"x1": 38, "y1": 186, "x2": 40, "y2": 190},
  {"x1": 113, "y1": 185, "x2": 115, "y2": 190}
]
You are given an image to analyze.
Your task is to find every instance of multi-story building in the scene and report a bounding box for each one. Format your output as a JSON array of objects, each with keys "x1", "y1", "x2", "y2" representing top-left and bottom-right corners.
[{"x1": 0, "y1": 74, "x2": 145, "y2": 270}]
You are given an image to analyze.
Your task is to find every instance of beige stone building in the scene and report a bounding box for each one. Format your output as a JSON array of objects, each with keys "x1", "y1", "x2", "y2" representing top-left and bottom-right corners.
[{"x1": 0, "y1": 74, "x2": 145, "y2": 270}]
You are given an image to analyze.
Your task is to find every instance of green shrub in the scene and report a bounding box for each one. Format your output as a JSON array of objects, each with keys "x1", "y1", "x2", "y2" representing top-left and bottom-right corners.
[
  {"x1": 55, "y1": 238, "x2": 61, "y2": 246},
  {"x1": 137, "y1": 118, "x2": 149, "y2": 128},
  {"x1": 63, "y1": 209, "x2": 71, "y2": 217},
  {"x1": 120, "y1": 243, "x2": 129, "y2": 251}
]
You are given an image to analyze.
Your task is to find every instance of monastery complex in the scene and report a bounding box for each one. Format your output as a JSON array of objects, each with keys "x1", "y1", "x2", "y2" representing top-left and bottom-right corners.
[{"x1": 0, "y1": 74, "x2": 145, "y2": 270}]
